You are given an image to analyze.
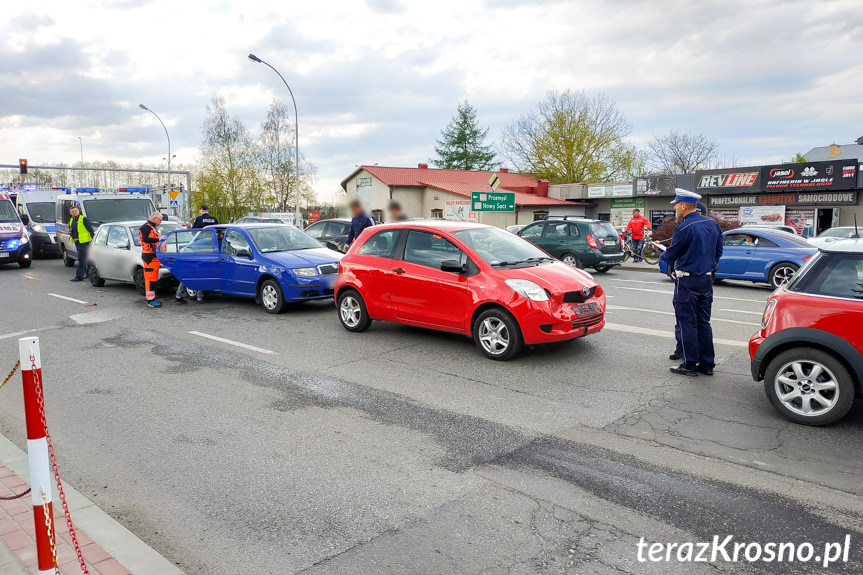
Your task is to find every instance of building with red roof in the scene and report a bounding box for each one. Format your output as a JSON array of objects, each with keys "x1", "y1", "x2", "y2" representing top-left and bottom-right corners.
[{"x1": 340, "y1": 163, "x2": 588, "y2": 227}]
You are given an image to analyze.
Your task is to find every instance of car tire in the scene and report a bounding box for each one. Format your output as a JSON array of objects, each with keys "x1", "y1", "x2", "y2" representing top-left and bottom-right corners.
[
  {"x1": 337, "y1": 289, "x2": 372, "y2": 332},
  {"x1": 473, "y1": 308, "x2": 523, "y2": 361},
  {"x1": 259, "y1": 279, "x2": 286, "y2": 314},
  {"x1": 134, "y1": 267, "x2": 145, "y2": 295},
  {"x1": 18, "y1": 257, "x2": 31, "y2": 268},
  {"x1": 768, "y1": 263, "x2": 798, "y2": 288},
  {"x1": 593, "y1": 265, "x2": 611, "y2": 273},
  {"x1": 62, "y1": 246, "x2": 75, "y2": 267},
  {"x1": 88, "y1": 264, "x2": 105, "y2": 286},
  {"x1": 763, "y1": 348, "x2": 854, "y2": 426},
  {"x1": 560, "y1": 253, "x2": 582, "y2": 269}
]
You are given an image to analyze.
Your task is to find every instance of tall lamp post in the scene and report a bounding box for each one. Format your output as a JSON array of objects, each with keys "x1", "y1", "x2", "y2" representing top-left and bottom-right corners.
[
  {"x1": 248, "y1": 53, "x2": 301, "y2": 226},
  {"x1": 77, "y1": 137, "x2": 84, "y2": 164},
  {"x1": 138, "y1": 104, "x2": 175, "y2": 213}
]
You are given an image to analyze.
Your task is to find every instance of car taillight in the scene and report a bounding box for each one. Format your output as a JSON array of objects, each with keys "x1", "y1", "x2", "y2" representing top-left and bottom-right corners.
[
  {"x1": 586, "y1": 234, "x2": 599, "y2": 249},
  {"x1": 761, "y1": 298, "x2": 777, "y2": 329}
]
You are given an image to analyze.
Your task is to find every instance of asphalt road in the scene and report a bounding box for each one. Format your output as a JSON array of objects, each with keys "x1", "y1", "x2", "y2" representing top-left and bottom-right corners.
[{"x1": 2, "y1": 257, "x2": 863, "y2": 574}]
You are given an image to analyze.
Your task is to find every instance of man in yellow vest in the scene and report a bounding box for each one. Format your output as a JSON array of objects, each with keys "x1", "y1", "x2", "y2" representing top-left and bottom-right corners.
[{"x1": 68, "y1": 204, "x2": 94, "y2": 282}]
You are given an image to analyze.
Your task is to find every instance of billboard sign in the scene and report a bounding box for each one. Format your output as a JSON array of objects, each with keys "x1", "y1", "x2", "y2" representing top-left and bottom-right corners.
[
  {"x1": 444, "y1": 200, "x2": 477, "y2": 222},
  {"x1": 761, "y1": 161, "x2": 858, "y2": 191},
  {"x1": 635, "y1": 176, "x2": 676, "y2": 196},
  {"x1": 695, "y1": 168, "x2": 761, "y2": 194},
  {"x1": 738, "y1": 205, "x2": 786, "y2": 227}
]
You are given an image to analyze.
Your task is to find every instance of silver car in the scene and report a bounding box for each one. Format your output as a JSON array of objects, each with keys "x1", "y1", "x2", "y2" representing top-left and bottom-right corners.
[{"x1": 87, "y1": 220, "x2": 181, "y2": 294}]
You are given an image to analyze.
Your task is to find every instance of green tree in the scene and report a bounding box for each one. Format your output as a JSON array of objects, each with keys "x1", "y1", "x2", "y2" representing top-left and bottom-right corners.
[
  {"x1": 195, "y1": 97, "x2": 263, "y2": 223},
  {"x1": 793, "y1": 152, "x2": 807, "y2": 163},
  {"x1": 257, "y1": 99, "x2": 317, "y2": 213},
  {"x1": 431, "y1": 101, "x2": 496, "y2": 170},
  {"x1": 500, "y1": 90, "x2": 640, "y2": 183}
]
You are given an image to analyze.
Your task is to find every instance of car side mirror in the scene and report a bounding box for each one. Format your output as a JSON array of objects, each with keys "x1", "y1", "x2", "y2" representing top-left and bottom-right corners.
[
  {"x1": 440, "y1": 259, "x2": 467, "y2": 274},
  {"x1": 236, "y1": 248, "x2": 252, "y2": 258},
  {"x1": 20, "y1": 214, "x2": 30, "y2": 225}
]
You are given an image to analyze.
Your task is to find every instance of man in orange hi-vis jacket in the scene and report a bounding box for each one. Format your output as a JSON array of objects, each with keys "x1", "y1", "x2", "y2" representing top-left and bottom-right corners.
[{"x1": 139, "y1": 212, "x2": 163, "y2": 308}]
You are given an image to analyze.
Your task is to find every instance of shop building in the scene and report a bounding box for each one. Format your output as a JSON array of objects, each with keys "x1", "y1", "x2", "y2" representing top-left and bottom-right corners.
[{"x1": 341, "y1": 164, "x2": 586, "y2": 227}]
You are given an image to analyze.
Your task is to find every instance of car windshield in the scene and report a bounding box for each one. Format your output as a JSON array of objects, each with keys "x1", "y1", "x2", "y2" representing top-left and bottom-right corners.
[
  {"x1": 82, "y1": 198, "x2": 154, "y2": 225},
  {"x1": 248, "y1": 226, "x2": 322, "y2": 253},
  {"x1": 453, "y1": 226, "x2": 553, "y2": 267},
  {"x1": 25, "y1": 202, "x2": 54, "y2": 223},
  {"x1": 0, "y1": 199, "x2": 19, "y2": 223},
  {"x1": 817, "y1": 228, "x2": 853, "y2": 238}
]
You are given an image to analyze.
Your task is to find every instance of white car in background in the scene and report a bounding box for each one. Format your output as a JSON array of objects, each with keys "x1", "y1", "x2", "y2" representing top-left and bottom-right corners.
[{"x1": 87, "y1": 220, "x2": 182, "y2": 294}]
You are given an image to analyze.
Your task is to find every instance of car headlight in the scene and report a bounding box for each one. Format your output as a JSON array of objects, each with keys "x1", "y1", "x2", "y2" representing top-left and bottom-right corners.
[
  {"x1": 19, "y1": 233, "x2": 29, "y2": 245},
  {"x1": 505, "y1": 279, "x2": 549, "y2": 301},
  {"x1": 31, "y1": 224, "x2": 45, "y2": 233},
  {"x1": 293, "y1": 267, "x2": 317, "y2": 277}
]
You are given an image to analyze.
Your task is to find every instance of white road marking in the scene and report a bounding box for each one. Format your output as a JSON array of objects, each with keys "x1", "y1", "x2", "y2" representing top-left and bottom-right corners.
[
  {"x1": 603, "y1": 322, "x2": 747, "y2": 347},
  {"x1": 188, "y1": 331, "x2": 276, "y2": 355},
  {"x1": 606, "y1": 305, "x2": 759, "y2": 326},
  {"x1": 48, "y1": 293, "x2": 88, "y2": 305},
  {"x1": 0, "y1": 327, "x2": 57, "y2": 341},
  {"x1": 719, "y1": 308, "x2": 763, "y2": 316},
  {"x1": 613, "y1": 286, "x2": 767, "y2": 303},
  {"x1": 610, "y1": 278, "x2": 669, "y2": 286}
]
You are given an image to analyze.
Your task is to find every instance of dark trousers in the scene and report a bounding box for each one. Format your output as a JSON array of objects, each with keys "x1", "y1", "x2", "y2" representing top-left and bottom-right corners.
[
  {"x1": 74, "y1": 241, "x2": 90, "y2": 280},
  {"x1": 673, "y1": 274, "x2": 715, "y2": 369},
  {"x1": 632, "y1": 238, "x2": 644, "y2": 261}
]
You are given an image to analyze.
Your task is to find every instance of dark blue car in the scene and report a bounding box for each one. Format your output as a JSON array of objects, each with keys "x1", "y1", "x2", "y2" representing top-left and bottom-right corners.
[
  {"x1": 659, "y1": 227, "x2": 817, "y2": 288},
  {"x1": 158, "y1": 224, "x2": 342, "y2": 313}
]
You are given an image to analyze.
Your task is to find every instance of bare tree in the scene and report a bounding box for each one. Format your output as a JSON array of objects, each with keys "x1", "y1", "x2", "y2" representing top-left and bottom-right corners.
[
  {"x1": 500, "y1": 90, "x2": 640, "y2": 183},
  {"x1": 647, "y1": 130, "x2": 719, "y2": 174},
  {"x1": 196, "y1": 96, "x2": 263, "y2": 223},
  {"x1": 257, "y1": 99, "x2": 317, "y2": 212}
]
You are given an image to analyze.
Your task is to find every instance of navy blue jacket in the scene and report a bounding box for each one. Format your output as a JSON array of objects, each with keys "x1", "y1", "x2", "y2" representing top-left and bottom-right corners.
[
  {"x1": 660, "y1": 212, "x2": 723, "y2": 275},
  {"x1": 345, "y1": 213, "x2": 376, "y2": 246}
]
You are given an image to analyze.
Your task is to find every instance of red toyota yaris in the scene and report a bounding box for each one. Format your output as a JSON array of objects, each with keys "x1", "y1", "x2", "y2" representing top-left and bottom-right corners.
[
  {"x1": 750, "y1": 238, "x2": 863, "y2": 425},
  {"x1": 334, "y1": 221, "x2": 606, "y2": 360}
]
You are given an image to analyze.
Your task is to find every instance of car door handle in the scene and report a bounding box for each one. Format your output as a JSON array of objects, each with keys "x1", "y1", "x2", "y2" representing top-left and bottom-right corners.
[
  {"x1": 745, "y1": 250, "x2": 753, "y2": 255},
  {"x1": 163, "y1": 258, "x2": 176, "y2": 263},
  {"x1": 219, "y1": 258, "x2": 227, "y2": 263},
  {"x1": 392, "y1": 268, "x2": 405, "y2": 274}
]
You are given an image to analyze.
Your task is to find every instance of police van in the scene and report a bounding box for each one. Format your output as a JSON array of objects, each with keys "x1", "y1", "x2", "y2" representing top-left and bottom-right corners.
[
  {"x1": 16, "y1": 186, "x2": 63, "y2": 257},
  {"x1": 56, "y1": 188, "x2": 156, "y2": 267},
  {"x1": 0, "y1": 193, "x2": 32, "y2": 268}
]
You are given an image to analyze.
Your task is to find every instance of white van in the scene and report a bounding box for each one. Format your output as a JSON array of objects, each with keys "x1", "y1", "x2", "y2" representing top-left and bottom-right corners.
[
  {"x1": 56, "y1": 189, "x2": 156, "y2": 267},
  {"x1": 17, "y1": 187, "x2": 62, "y2": 257}
]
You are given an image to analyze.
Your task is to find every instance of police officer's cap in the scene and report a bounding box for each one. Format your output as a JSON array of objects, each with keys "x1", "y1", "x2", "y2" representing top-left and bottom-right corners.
[
  {"x1": 670, "y1": 188, "x2": 702, "y2": 205},
  {"x1": 696, "y1": 201, "x2": 707, "y2": 214}
]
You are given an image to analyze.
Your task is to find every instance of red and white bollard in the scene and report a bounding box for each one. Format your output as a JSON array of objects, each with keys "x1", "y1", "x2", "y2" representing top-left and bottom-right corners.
[{"x1": 19, "y1": 336, "x2": 57, "y2": 575}]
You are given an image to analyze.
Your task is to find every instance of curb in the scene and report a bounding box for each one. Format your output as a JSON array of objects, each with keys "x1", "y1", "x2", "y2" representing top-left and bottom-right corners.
[{"x1": 0, "y1": 432, "x2": 184, "y2": 575}]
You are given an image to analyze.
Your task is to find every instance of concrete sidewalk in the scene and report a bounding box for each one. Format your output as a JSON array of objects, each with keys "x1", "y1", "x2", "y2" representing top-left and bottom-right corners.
[
  {"x1": 616, "y1": 261, "x2": 661, "y2": 273},
  {"x1": 0, "y1": 433, "x2": 183, "y2": 575}
]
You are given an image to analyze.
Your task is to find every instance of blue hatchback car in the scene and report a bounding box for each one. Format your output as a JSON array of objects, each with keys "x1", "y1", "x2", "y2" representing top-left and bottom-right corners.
[
  {"x1": 158, "y1": 224, "x2": 342, "y2": 313},
  {"x1": 659, "y1": 227, "x2": 817, "y2": 288}
]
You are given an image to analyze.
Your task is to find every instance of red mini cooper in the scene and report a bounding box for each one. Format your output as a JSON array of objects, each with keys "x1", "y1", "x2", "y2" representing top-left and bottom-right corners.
[
  {"x1": 750, "y1": 238, "x2": 863, "y2": 425},
  {"x1": 334, "y1": 222, "x2": 606, "y2": 360}
]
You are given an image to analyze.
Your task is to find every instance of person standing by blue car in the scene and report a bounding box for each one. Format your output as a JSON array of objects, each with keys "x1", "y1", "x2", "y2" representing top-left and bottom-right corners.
[
  {"x1": 176, "y1": 206, "x2": 219, "y2": 304},
  {"x1": 342, "y1": 199, "x2": 376, "y2": 252},
  {"x1": 660, "y1": 190, "x2": 723, "y2": 377}
]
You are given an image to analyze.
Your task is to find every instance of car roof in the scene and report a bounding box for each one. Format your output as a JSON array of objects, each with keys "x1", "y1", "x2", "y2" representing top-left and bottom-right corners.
[
  {"x1": 372, "y1": 220, "x2": 493, "y2": 233},
  {"x1": 309, "y1": 217, "x2": 350, "y2": 223},
  {"x1": 725, "y1": 227, "x2": 803, "y2": 240},
  {"x1": 820, "y1": 237, "x2": 863, "y2": 253}
]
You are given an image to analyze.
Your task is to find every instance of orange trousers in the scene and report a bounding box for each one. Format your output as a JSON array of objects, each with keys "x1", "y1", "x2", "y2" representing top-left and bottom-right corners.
[{"x1": 143, "y1": 257, "x2": 160, "y2": 300}]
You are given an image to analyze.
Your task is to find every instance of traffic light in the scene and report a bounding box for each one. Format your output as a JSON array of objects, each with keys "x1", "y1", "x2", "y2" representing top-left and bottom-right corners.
[{"x1": 18, "y1": 159, "x2": 27, "y2": 175}]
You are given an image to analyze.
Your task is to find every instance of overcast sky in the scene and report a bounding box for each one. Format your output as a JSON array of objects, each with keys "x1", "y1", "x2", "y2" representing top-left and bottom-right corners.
[{"x1": 2, "y1": 0, "x2": 861, "y2": 201}]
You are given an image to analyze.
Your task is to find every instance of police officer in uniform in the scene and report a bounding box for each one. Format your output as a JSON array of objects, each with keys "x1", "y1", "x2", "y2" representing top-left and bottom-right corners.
[
  {"x1": 660, "y1": 190, "x2": 723, "y2": 376},
  {"x1": 670, "y1": 201, "x2": 709, "y2": 361},
  {"x1": 175, "y1": 206, "x2": 219, "y2": 304}
]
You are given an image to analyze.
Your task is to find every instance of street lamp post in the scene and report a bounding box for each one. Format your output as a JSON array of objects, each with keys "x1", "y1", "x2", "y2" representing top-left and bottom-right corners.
[
  {"x1": 77, "y1": 137, "x2": 84, "y2": 164},
  {"x1": 138, "y1": 104, "x2": 175, "y2": 213},
  {"x1": 248, "y1": 53, "x2": 301, "y2": 226}
]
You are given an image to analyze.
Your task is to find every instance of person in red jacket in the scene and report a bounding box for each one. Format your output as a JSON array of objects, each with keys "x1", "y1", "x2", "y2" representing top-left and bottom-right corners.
[{"x1": 624, "y1": 209, "x2": 652, "y2": 262}]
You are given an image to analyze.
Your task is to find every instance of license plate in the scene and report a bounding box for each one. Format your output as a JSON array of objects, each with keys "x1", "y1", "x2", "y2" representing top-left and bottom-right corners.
[
  {"x1": 0, "y1": 252, "x2": 9, "y2": 258},
  {"x1": 572, "y1": 302, "x2": 600, "y2": 317},
  {"x1": 601, "y1": 240, "x2": 616, "y2": 246}
]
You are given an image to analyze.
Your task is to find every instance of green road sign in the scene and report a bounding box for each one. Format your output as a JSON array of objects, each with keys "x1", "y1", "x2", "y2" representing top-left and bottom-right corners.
[{"x1": 471, "y1": 191, "x2": 515, "y2": 212}]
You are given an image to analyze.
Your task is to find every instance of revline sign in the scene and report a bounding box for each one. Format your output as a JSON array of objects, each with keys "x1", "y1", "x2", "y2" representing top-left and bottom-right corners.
[{"x1": 695, "y1": 168, "x2": 761, "y2": 194}]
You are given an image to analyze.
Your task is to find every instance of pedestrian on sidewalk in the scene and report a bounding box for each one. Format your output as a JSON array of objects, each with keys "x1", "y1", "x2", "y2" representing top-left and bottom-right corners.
[
  {"x1": 68, "y1": 205, "x2": 94, "y2": 282},
  {"x1": 660, "y1": 189, "x2": 723, "y2": 376},
  {"x1": 343, "y1": 199, "x2": 376, "y2": 252},
  {"x1": 387, "y1": 200, "x2": 409, "y2": 222},
  {"x1": 624, "y1": 209, "x2": 651, "y2": 263}
]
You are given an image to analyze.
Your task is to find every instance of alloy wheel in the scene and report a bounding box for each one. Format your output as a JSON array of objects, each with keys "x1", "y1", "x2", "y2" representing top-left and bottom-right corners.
[
  {"x1": 478, "y1": 317, "x2": 510, "y2": 355},
  {"x1": 340, "y1": 296, "x2": 361, "y2": 328},
  {"x1": 261, "y1": 285, "x2": 278, "y2": 310},
  {"x1": 774, "y1": 360, "x2": 839, "y2": 417},
  {"x1": 773, "y1": 265, "x2": 796, "y2": 287}
]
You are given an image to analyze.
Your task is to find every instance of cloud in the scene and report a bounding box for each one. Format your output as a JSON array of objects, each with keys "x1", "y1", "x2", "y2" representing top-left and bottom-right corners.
[{"x1": 1, "y1": 0, "x2": 862, "y2": 202}]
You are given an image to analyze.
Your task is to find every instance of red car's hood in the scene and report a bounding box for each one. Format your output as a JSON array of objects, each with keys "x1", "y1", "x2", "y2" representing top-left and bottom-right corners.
[{"x1": 494, "y1": 262, "x2": 596, "y2": 293}]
